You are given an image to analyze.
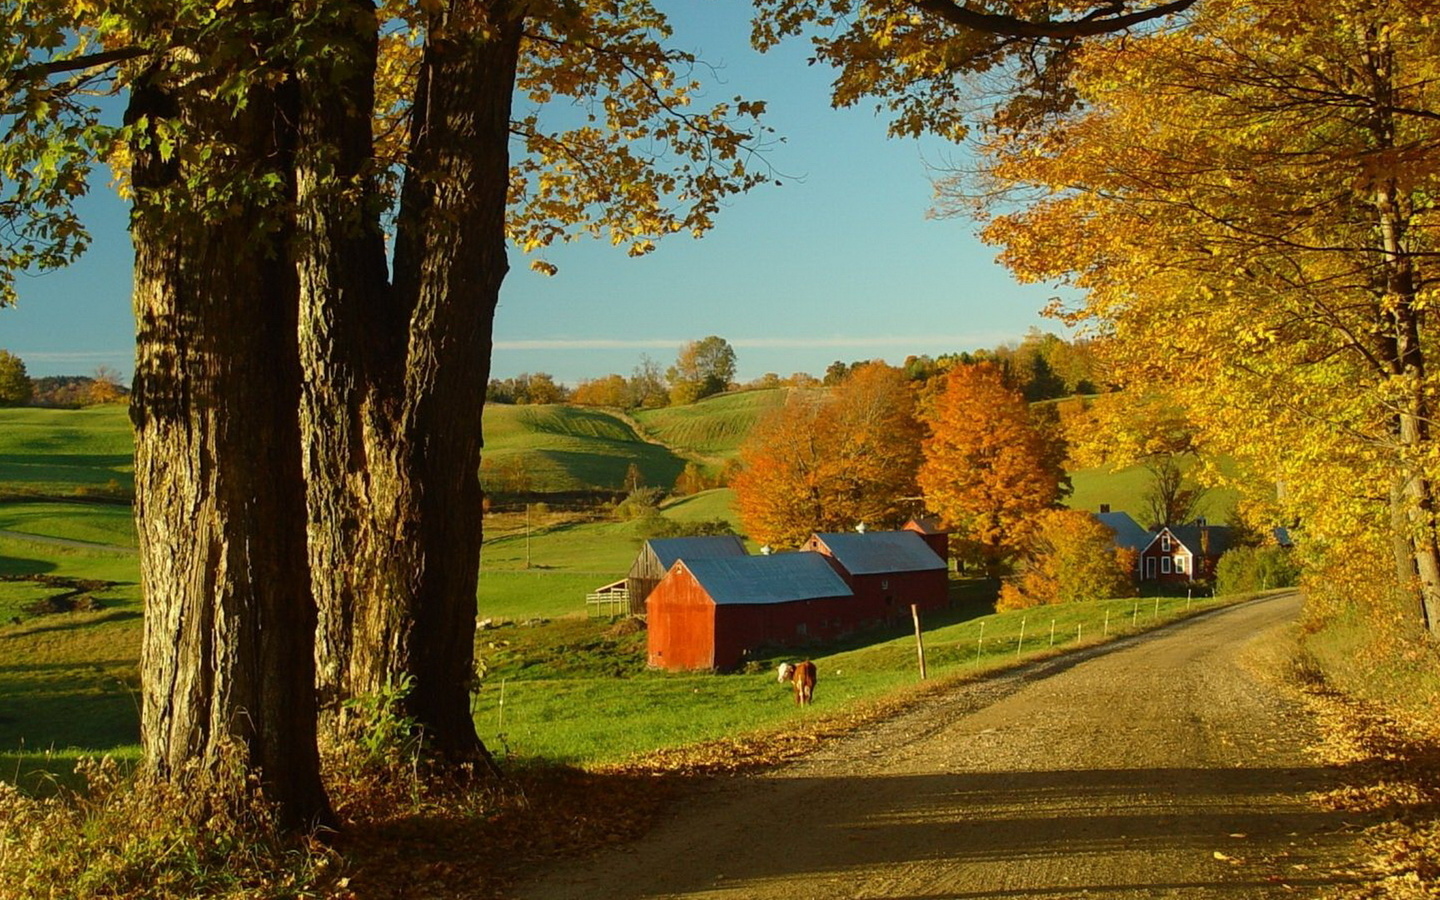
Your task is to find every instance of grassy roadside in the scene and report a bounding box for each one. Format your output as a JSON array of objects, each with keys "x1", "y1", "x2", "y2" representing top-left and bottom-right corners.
[{"x1": 473, "y1": 590, "x2": 1247, "y2": 768}]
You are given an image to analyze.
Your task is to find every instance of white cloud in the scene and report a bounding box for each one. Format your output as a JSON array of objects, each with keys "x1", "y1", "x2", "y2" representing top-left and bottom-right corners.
[{"x1": 494, "y1": 333, "x2": 1016, "y2": 352}]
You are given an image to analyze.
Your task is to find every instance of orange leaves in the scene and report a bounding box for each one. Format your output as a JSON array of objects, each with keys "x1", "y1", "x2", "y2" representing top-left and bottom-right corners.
[
  {"x1": 732, "y1": 363, "x2": 923, "y2": 548},
  {"x1": 917, "y1": 363, "x2": 1067, "y2": 574}
]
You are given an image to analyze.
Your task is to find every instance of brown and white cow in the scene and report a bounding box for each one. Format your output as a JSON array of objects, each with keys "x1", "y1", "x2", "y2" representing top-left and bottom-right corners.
[{"x1": 785, "y1": 660, "x2": 816, "y2": 706}]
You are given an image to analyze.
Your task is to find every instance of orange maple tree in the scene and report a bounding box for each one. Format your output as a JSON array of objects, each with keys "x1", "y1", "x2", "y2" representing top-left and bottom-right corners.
[
  {"x1": 732, "y1": 362, "x2": 923, "y2": 548},
  {"x1": 917, "y1": 362, "x2": 1068, "y2": 576}
]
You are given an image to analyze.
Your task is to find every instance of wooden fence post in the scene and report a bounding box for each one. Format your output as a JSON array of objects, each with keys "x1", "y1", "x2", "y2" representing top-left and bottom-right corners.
[{"x1": 911, "y1": 604, "x2": 928, "y2": 681}]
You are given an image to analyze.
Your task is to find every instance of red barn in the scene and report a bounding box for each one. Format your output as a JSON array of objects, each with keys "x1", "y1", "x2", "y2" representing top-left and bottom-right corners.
[
  {"x1": 802, "y1": 530, "x2": 949, "y2": 623},
  {"x1": 646, "y1": 553, "x2": 856, "y2": 671},
  {"x1": 625, "y1": 535, "x2": 748, "y2": 615}
]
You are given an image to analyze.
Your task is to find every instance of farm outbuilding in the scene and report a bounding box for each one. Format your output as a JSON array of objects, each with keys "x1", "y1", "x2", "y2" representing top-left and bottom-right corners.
[
  {"x1": 902, "y1": 517, "x2": 951, "y2": 565},
  {"x1": 646, "y1": 553, "x2": 857, "y2": 671},
  {"x1": 801, "y1": 530, "x2": 949, "y2": 624},
  {"x1": 626, "y1": 534, "x2": 748, "y2": 615}
]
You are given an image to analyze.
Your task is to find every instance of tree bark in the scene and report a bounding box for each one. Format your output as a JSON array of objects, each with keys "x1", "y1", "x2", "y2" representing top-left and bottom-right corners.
[
  {"x1": 1364, "y1": 35, "x2": 1440, "y2": 637},
  {"x1": 128, "y1": 45, "x2": 331, "y2": 828},
  {"x1": 303, "y1": 0, "x2": 523, "y2": 761}
]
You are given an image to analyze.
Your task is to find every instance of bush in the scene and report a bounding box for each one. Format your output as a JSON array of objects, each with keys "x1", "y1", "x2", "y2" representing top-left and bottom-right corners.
[
  {"x1": 1215, "y1": 546, "x2": 1300, "y2": 595},
  {"x1": 634, "y1": 515, "x2": 737, "y2": 540},
  {"x1": 613, "y1": 487, "x2": 664, "y2": 521}
]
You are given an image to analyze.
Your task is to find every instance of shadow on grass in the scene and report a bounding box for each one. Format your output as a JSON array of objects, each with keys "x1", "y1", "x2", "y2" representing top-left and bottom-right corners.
[
  {"x1": 1, "y1": 609, "x2": 142, "y2": 637},
  {"x1": 0, "y1": 555, "x2": 59, "y2": 576}
]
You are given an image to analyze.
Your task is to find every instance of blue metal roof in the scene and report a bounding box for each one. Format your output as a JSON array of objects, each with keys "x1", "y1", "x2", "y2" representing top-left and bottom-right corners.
[
  {"x1": 809, "y1": 531, "x2": 946, "y2": 575},
  {"x1": 646, "y1": 535, "x2": 748, "y2": 569},
  {"x1": 679, "y1": 554, "x2": 854, "y2": 606},
  {"x1": 1095, "y1": 512, "x2": 1153, "y2": 552}
]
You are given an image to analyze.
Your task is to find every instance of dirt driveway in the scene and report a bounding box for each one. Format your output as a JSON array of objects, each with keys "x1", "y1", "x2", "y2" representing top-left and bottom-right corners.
[{"x1": 512, "y1": 593, "x2": 1368, "y2": 899}]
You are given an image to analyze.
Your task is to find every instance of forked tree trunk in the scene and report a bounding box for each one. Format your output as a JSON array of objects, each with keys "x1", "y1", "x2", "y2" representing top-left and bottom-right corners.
[
  {"x1": 128, "y1": 57, "x2": 331, "y2": 828},
  {"x1": 303, "y1": 0, "x2": 524, "y2": 760}
]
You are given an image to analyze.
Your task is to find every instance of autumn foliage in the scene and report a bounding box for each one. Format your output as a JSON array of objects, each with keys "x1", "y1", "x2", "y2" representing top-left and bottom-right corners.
[
  {"x1": 998, "y1": 509, "x2": 1137, "y2": 611},
  {"x1": 917, "y1": 363, "x2": 1068, "y2": 575},
  {"x1": 732, "y1": 363, "x2": 923, "y2": 548}
]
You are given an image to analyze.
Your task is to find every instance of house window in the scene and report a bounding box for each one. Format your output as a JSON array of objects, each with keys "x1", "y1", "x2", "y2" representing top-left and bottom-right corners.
[
  {"x1": 1161, "y1": 557, "x2": 1171, "y2": 575},
  {"x1": 1175, "y1": 556, "x2": 1187, "y2": 575},
  {"x1": 1161, "y1": 534, "x2": 1171, "y2": 552}
]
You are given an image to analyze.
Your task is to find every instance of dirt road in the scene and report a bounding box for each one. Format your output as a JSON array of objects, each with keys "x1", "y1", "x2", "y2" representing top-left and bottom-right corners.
[{"x1": 513, "y1": 593, "x2": 1367, "y2": 899}]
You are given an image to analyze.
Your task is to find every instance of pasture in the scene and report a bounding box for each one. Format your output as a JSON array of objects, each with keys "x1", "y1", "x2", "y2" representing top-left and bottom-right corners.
[
  {"x1": 0, "y1": 399, "x2": 1196, "y2": 793},
  {"x1": 631, "y1": 389, "x2": 789, "y2": 460}
]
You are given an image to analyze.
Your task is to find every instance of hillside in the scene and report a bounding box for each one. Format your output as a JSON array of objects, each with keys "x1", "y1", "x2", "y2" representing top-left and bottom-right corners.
[
  {"x1": 0, "y1": 405, "x2": 133, "y2": 499},
  {"x1": 631, "y1": 389, "x2": 790, "y2": 460}
]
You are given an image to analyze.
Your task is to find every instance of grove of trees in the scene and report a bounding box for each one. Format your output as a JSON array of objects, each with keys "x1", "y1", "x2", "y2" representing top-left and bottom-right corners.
[
  {"x1": 957, "y1": 0, "x2": 1440, "y2": 642},
  {"x1": 732, "y1": 362, "x2": 923, "y2": 547},
  {"x1": 4, "y1": 0, "x2": 769, "y2": 827}
]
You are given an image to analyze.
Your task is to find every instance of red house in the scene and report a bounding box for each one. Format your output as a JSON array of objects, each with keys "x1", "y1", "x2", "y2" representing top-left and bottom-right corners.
[
  {"x1": 801, "y1": 530, "x2": 949, "y2": 623},
  {"x1": 1139, "y1": 523, "x2": 1233, "y2": 583},
  {"x1": 646, "y1": 553, "x2": 857, "y2": 670}
]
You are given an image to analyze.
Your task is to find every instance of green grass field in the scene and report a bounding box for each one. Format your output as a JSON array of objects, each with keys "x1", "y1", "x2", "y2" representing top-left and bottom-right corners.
[
  {"x1": 0, "y1": 405, "x2": 133, "y2": 498},
  {"x1": 1066, "y1": 460, "x2": 1239, "y2": 525},
  {"x1": 483, "y1": 403, "x2": 688, "y2": 491},
  {"x1": 631, "y1": 389, "x2": 790, "y2": 459},
  {"x1": 0, "y1": 396, "x2": 1207, "y2": 791}
]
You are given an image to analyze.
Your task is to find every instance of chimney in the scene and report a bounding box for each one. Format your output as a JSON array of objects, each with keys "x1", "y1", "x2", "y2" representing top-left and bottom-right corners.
[
  {"x1": 1099, "y1": 503, "x2": 1111, "y2": 514},
  {"x1": 856, "y1": 522, "x2": 867, "y2": 534}
]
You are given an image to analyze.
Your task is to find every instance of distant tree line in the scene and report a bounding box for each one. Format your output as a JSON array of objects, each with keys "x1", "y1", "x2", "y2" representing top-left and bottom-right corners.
[
  {"x1": 493, "y1": 329, "x2": 1101, "y2": 411},
  {"x1": 0, "y1": 351, "x2": 127, "y2": 408}
]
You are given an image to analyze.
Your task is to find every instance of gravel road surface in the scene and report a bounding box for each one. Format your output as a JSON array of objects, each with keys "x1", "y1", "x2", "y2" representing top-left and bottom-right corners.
[{"x1": 513, "y1": 593, "x2": 1366, "y2": 899}]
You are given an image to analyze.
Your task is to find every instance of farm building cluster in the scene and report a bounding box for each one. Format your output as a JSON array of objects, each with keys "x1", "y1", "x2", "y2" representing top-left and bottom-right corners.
[
  {"x1": 635, "y1": 521, "x2": 949, "y2": 671},
  {"x1": 606, "y1": 507, "x2": 1288, "y2": 672}
]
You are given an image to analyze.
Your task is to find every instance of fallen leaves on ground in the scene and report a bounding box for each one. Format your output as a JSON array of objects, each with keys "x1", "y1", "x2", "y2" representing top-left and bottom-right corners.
[{"x1": 1293, "y1": 674, "x2": 1440, "y2": 898}]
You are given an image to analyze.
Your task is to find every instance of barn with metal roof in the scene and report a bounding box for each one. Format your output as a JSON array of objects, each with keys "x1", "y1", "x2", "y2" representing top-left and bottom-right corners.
[
  {"x1": 646, "y1": 553, "x2": 860, "y2": 671},
  {"x1": 802, "y1": 530, "x2": 949, "y2": 623},
  {"x1": 625, "y1": 534, "x2": 748, "y2": 615}
]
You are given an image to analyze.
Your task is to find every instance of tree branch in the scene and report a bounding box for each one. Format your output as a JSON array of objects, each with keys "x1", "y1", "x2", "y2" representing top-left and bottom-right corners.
[
  {"x1": 6, "y1": 46, "x2": 148, "y2": 86},
  {"x1": 908, "y1": 0, "x2": 1196, "y2": 39}
]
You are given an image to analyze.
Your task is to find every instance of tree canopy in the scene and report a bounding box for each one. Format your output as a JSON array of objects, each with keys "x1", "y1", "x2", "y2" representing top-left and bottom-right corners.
[
  {"x1": 668, "y1": 336, "x2": 737, "y2": 405},
  {"x1": 917, "y1": 362, "x2": 1068, "y2": 576},
  {"x1": 0, "y1": 349, "x2": 32, "y2": 405},
  {"x1": 732, "y1": 362, "x2": 923, "y2": 547}
]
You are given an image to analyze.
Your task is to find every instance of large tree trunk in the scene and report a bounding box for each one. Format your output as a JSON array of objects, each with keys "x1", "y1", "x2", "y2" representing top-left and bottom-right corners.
[
  {"x1": 128, "y1": 49, "x2": 331, "y2": 828},
  {"x1": 1365, "y1": 34, "x2": 1440, "y2": 637},
  {"x1": 304, "y1": 0, "x2": 523, "y2": 760},
  {"x1": 293, "y1": 0, "x2": 411, "y2": 727}
]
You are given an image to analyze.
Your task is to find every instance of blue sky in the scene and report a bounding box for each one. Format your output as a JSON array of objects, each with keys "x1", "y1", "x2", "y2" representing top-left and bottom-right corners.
[{"x1": 0, "y1": 1, "x2": 1066, "y2": 385}]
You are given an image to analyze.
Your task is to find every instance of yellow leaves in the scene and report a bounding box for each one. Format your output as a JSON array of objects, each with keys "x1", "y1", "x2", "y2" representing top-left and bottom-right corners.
[{"x1": 506, "y1": 0, "x2": 773, "y2": 260}]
